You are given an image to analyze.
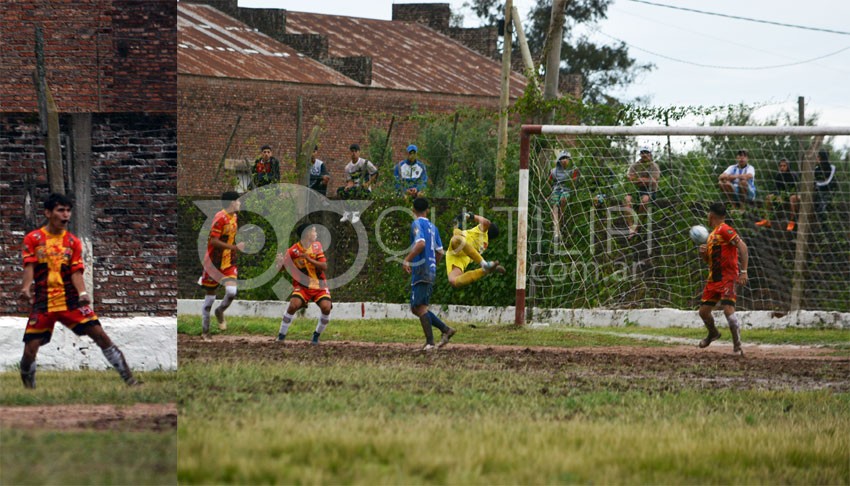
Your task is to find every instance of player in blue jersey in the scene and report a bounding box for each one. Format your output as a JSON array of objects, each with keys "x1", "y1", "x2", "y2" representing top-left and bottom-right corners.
[{"x1": 403, "y1": 198, "x2": 455, "y2": 351}]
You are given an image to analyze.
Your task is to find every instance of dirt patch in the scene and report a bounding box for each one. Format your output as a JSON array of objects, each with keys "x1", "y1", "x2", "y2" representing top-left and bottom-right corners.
[
  {"x1": 179, "y1": 334, "x2": 850, "y2": 392},
  {"x1": 0, "y1": 403, "x2": 177, "y2": 432}
]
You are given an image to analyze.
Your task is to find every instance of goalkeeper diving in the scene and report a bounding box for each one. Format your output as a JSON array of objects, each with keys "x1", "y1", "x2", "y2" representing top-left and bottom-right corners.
[{"x1": 446, "y1": 211, "x2": 505, "y2": 288}]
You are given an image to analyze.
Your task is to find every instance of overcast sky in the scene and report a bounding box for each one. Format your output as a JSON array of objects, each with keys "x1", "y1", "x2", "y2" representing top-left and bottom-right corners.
[{"x1": 241, "y1": 0, "x2": 850, "y2": 148}]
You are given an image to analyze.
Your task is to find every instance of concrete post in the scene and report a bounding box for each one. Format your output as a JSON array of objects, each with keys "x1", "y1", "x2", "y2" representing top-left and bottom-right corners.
[
  {"x1": 71, "y1": 114, "x2": 94, "y2": 298},
  {"x1": 495, "y1": 0, "x2": 513, "y2": 198}
]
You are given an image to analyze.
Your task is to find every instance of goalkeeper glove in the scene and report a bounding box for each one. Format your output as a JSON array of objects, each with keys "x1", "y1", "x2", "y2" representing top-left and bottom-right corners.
[{"x1": 454, "y1": 211, "x2": 475, "y2": 228}]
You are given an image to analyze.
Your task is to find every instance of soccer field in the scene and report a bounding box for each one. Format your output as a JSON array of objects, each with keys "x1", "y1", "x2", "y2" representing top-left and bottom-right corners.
[
  {"x1": 0, "y1": 371, "x2": 177, "y2": 485},
  {"x1": 177, "y1": 317, "x2": 850, "y2": 484}
]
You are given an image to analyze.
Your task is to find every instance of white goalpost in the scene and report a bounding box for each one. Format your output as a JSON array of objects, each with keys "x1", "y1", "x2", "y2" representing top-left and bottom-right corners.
[{"x1": 515, "y1": 125, "x2": 850, "y2": 326}]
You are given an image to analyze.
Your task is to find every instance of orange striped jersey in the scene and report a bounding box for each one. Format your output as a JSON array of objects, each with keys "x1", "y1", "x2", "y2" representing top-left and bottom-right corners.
[
  {"x1": 205, "y1": 210, "x2": 238, "y2": 270},
  {"x1": 706, "y1": 223, "x2": 740, "y2": 282},
  {"x1": 285, "y1": 241, "x2": 327, "y2": 290},
  {"x1": 22, "y1": 228, "x2": 85, "y2": 312}
]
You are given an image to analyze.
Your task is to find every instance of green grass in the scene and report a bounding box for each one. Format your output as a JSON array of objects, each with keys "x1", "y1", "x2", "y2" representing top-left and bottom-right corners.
[
  {"x1": 0, "y1": 371, "x2": 177, "y2": 485},
  {"x1": 1, "y1": 429, "x2": 176, "y2": 485},
  {"x1": 178, "y1": 315, "x2": 666, "y2": 348},
  {"x1": 0, "y1": 371, "x2": 177, "y2": 406},
  {"x1": 178, "y1": 314, "x2": 849, "y2": 349},
  {"x1": 178, "y1": 359, "x2": 850, "y2": 484}
]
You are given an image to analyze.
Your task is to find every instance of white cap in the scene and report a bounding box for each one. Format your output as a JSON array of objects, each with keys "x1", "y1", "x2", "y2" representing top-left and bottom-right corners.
[
  {"x1": 557, "y1": 150, "x2": 571, "y2": 160},
  {"x1": 639, "y1": 146, "x2": 651, "y2": 154}
]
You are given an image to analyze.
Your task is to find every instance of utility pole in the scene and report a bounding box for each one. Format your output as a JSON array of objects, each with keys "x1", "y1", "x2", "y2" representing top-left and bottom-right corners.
[
  {"x1": 494, "y1": 0, "x2": 513, "y2": 198},
  {"x1": 790, "y1": 96, "x2": 814, "y2": 311},
  {"x1": 511, "y1": 6, "x2": 534, "y2": 73},
  {"x1": 542, "y1": 0, "x2": 568, "y2": 124}
]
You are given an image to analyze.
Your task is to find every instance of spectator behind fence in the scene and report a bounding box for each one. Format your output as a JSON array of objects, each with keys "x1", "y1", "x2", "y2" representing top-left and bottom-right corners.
[
  {"x1": 307, "y1": 145, "x2": 330, "y2": 196},
  {"x1": 756, "y1": 158, "x2": 799, "y2": 231},
  {"x1": 250, "y1": 144, "x2": 280, "y2": 189},
  {"x1": 338, "y1": 143, "x2": 378, "y2": 224},
  {"x1": 394, "y1": 144, "x2": 428, "y2": 198},
  {"x1": 625, "y1": 146, "x2": 660, "y2": 213},
  {"x1": 719, "y1": 149, "x2": 756, "y2": 209},
  {"x1": 548, "y1": 150, "x2": 578, "y2": 242},
  {"x1": 814, "y1": 149, "x2": 837, "y2": 213}
]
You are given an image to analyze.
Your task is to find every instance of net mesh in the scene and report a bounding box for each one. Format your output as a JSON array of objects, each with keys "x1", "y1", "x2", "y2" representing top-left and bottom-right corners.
[{"x1": 525, "y1": 131, "x2": 849, "y2": 317}]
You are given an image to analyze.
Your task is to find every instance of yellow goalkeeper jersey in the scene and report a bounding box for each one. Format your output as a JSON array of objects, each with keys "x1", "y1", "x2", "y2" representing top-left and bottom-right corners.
[{"x1": 445, "y1": 225, "x2": 488, "y2": 272}]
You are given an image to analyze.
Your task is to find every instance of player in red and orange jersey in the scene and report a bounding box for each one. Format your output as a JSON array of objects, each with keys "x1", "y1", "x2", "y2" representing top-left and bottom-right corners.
[
  {"x1": 18, "y1": 193, "x2": 138, "y2": 388},
  {"x1": 275, "y1": 223, "x2": 333, "y2": 345},
  {"x1": 697, "y1": 202, "x2": 749, "y2": 355},
  {"x1": 198, "y1": 191, "x2": 245, "y2": 340}
]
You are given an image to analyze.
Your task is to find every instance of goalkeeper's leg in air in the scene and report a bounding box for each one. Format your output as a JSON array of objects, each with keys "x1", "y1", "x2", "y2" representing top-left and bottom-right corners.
[{"x1": 446, "y1": 212, "x2": 505, "y2": 289}]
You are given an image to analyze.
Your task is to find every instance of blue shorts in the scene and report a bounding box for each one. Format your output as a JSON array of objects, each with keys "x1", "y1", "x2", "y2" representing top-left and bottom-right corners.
[
  {"x1": 734, "y1": 184, "x2": 756, "y2": 202},
  {"x1": 410, "y1": 282, "x2": 433, "y2": 308}
]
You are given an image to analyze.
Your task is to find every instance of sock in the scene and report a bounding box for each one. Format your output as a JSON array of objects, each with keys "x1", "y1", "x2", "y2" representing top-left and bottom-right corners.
[
  {"x1": 455, "y1": 269, "x2": 486, "y2": 287},
  {"x1": 217, "y1": 285, "x2": 237, "y2": 313},
  {"x1": 418, "y1": 313, "x2": 434, "y2": 345},
  {"x1": 315, "y1": 312, "x2": 330, "y2": 335},
  {"x1": 201, "y1": 295, "x2": 215, "y2": 333},
  {"x1": 20, "y1": 359, "x2": 36, "y2": 387},
  {"x1": 702, "y1": 315, "x2": 718, "y2": 335},
  {"x1": 102, "y1": 344, "x2": 135, "y2": 384},
  {"x1": 427, "y1": 311, "x2": 449, "y2": 333},
  {"x1": 278, "y1": 311, "x2": 295, "y2": 338},
  {"x1": 726, "y1": 313, "x2": 741, "y2": 344}
]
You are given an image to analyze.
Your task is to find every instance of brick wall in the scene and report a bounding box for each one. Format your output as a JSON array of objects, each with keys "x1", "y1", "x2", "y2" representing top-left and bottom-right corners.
[
  {"x1": 0, "y1": 113, "x2": 177, "y2": 316},
  {"x1": 448, "y1": 26, "x2": 499, "y2": 59},
  {"x1": 392, "y1": 3, "x2": 451, "y2": 33},
  {"x1": 178, "y1": 75, "x2": 506, "y2": 197},
  {"x1": 109, "y1": 0, "x2": 177, "y2": 113},
  {"x1": 0, "y1": 0, "x2": 175, "y2": 113}
]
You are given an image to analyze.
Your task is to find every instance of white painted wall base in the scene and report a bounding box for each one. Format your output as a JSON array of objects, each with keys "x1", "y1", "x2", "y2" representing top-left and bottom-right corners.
[
  {"x1": 0, "y1": 317, "x2": 176, "y2": 371},
  {"x1": 177, "y1": 299, "x2": 850, "y2": 329}
]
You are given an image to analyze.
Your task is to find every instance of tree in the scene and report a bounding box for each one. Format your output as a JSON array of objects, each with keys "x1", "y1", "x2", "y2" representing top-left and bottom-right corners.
[{"x1": 464, "y1": 0, "x2": 653, "y2": 103}]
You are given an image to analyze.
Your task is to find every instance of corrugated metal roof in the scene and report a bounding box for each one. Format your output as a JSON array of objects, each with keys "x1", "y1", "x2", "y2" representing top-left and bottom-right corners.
[
  {"x1": 286, "y1": 12, "x2": 527, "y2": 97},
  {"x1": 177, "y1": 3, "x2": 359, "y2": 86}
]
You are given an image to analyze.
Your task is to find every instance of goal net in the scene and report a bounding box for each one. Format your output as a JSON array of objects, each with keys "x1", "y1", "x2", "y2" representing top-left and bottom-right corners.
[{"x1": 515, "y1": 125, "x2": 850, "y2": 325}]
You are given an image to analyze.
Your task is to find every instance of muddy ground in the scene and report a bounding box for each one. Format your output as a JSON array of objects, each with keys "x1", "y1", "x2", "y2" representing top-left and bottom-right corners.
[
  {"x1": 180, "y1": 334, "x2": 850, "y2": 393},
  {"x1": 0, "y1": 403, "x2": 177, "y2": 432}
]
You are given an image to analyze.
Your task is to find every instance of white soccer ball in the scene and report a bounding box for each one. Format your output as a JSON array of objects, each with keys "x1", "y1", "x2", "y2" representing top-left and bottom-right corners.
[{"x1": 689, "y1": 225, "x2": 709, "y2": 244}]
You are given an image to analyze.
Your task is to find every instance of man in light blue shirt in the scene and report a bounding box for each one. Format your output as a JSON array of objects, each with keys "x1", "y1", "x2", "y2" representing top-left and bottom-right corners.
[
  {"x1": 719, "y1": 149, "x2": 756, "y2": 209},
  {"x1": 395, "y1": 144, "x2": 428, "y2": 198}
]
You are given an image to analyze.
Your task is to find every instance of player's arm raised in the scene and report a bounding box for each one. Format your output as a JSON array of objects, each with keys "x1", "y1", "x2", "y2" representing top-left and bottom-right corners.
[
  {"x1": 470, "y1": 213, "x2": 490, "y2": 231},
  {"x1": 735, "y1": 236, "x2": 749, "y2": 286}
]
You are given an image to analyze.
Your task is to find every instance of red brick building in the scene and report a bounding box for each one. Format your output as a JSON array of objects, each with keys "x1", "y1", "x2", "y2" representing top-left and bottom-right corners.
[
  {"x1": 177, "y1": 1, "x2": 534, "y2": 196},
  {"x1": 0, "y1": 0, "x2": 177, "y2": 316}
]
